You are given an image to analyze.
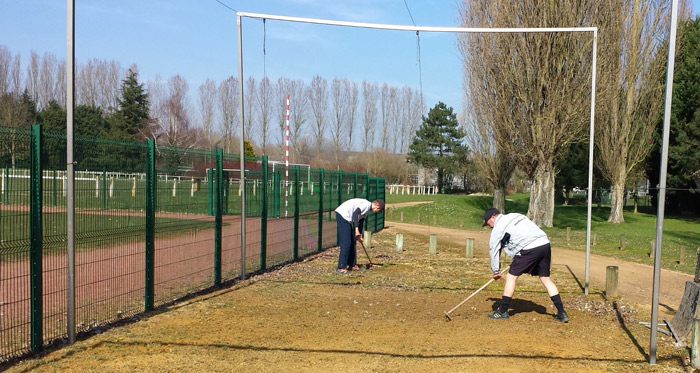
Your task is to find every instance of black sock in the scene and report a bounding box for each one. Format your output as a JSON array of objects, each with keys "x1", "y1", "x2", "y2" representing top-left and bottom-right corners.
[
  {"x1": 551, "y1": 294, "x2": 565, "y2": 313},
  {"x1": 498, "y1": 296, "x2": 512, "y2": 313}
]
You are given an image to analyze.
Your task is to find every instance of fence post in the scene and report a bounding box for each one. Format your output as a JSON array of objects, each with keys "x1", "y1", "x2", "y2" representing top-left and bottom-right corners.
[
  {"x1": 102, "y1": 167, "x2": 107, "y2": 210},
  {"x1": 465, "y1": 238, "x2": 474, "y2": 258},
  {"x1": 606, "y1": 266, "x2": 618, "y2": 297},
  {"x1": 318, "y1": 168, "x2": 324, "y2": 251},
  {"x1": 206, "y1": 168, "x2": 213, "y2": 216},
  {"x1": 214, "y1": 149, "x2": 223, "y2": 286},
  {"x1": 375, "y1": 177, "x2": 380, "y2": 232},
  {"x1": 30, "y1": 124, "x2": 43, "y2": 352},
  {"x1": 293, "y1": 165, "x2": 300, "y2": 260},
  {"x1": 273, "y1": 170, "x2": 280, "y2": 218},
  {"x1": 396, "y1": 233, "x2": 404, "y2": 252},
  {"x1": 680, "y1": 246, "x2": 686, "y2": 265},
  {"x1": 260, "y1": 155, "x2": 268, "y2": 270},
  {"x1": 3, "y1": 165, "x2": 8, "y2": 204},
  {"x1": 429, "y1": 234, "x2": 437, "y2": 254},
  {"x1": 145, "y1": 139, "x2": 156, "y2": 311},
  {"x1": 354, "y1": 171, "x2": 358, "y2": 198},
  {"x1": 336, "y1": 170, "x2": 342, "y2": 246},
  {"x1": 693, "y1": 318, "x2": 700, "y2": 369},
  {"x1": 52, "y1": 168, "x2": 57, "y2": 206}
]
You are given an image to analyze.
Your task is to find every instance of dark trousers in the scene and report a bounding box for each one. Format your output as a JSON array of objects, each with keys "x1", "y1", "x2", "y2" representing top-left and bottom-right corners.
[{"x1": 336, "y1": 213, "x2": 364, "y2": 269}]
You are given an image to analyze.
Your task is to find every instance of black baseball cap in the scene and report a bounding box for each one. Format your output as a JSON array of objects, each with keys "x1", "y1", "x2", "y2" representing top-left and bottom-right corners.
[{"x1": 482, "y1": 208, "x2": 500, "y2": 226}]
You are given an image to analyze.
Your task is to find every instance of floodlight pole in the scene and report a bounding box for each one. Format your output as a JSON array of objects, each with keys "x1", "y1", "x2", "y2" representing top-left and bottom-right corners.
[
  {"x1": 649, "y1": 0, "x2": 679, "y2": 364},
  {"x1": 237, "y1": 14, "x2": 246, "y2": 280},
  {"x1": 584, "y1": 30, "x2": 598, "y2": 295},
  {"x1": 66, "y1": 0, "x2": 76, "y2": 345}
]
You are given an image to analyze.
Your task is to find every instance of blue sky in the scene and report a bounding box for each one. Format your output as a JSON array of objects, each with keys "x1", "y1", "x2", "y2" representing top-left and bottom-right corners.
[{"x1": 1, "y1": 0, "x2": 698, "y2": 116}]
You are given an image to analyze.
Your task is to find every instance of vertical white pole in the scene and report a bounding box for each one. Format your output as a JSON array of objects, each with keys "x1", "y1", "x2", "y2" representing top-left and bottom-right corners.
[
  {"x1": 66, "y1": 0, "x2": 76, "y2": 345},
  {"x1": 584, "y1": 29, "x2": 598, "y2": 296},
  {"x1": 237, "y1": 14, "x2": 246, "y2": 280},
  {"x1": 650, "y1": 0, "x2": 679, "y2": 364}
]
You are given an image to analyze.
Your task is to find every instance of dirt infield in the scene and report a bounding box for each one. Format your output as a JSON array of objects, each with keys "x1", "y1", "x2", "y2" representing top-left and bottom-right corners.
[{"x1": 4, "y1": 227, "x2": 690, "y2": 372}]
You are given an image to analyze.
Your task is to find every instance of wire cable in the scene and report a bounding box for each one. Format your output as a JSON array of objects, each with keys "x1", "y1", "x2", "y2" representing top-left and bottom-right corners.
[
  {"x1": 215, "y1": 0, "x2": 237, "y2": 12},
  {"x1": 263, "y1": 18, "x2": 267, "y2": 78},
  {"x1": 402, "y1": 0, "x2": 424, "y2": 98}
]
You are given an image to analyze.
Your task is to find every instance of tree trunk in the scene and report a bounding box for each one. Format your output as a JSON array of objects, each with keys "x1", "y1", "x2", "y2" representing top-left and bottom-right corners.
[
  {"x1": 608, "y1": 175, "x2": 626, "y2": 223},
  {"x1": 493, "y1": 187, "x2": 506, "y2": 212},
  {"x1": 527, "y1": 164, "x2": 555, "y2": 227}
]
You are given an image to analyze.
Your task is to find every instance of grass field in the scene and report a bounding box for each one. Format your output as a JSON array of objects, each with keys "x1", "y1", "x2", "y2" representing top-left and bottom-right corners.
[{"x1": 385, "y1": 192, "x2": 700, "y2": 275}]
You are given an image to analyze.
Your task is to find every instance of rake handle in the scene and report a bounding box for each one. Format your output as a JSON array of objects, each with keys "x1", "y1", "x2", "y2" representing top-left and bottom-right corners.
[{"x1": 445, "y1": 266, "x2": 510, "y2": 317}]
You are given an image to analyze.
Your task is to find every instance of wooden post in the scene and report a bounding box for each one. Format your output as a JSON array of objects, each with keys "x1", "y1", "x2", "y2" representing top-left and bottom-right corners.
[
  {"x1": 619, "y1": 234, "x2": 625, "y2": 250},
  {"x1": 417, "y1": 213, "x2": 421, "y2": 223},
  {"x1": 693, "y1": 318, "x2": 700, "y2": 369},
  {"x1": 363, "y1": 230, "x2": 372, "y2": 249},
  {"x1": 566, "y1": 227, "x2": 571, "y2": 243},
  {"x1": 606, "y1": 266, "x2": 618, "y2": 297},
  {"x1": 429, "y1": 234, "x2": 437, "y2": 255},
  {"x1": 680, "y1": 246, "x2": 686, "y2": 265},
  {"x1": 395, "y1": 233, "x2": 404, "y2": 252},
  {"x1": 649, "y1": 240, "x2": 655, "y2": 259},
  {"x1": 465, "y1": 238, "x2": 474, "y2": 259},
  {"x1": 593, "y1": 232, "x2": 597, "y2": 246},
  {"x1": 400, "y1": 211, "x2": 404, "y2": 222}
]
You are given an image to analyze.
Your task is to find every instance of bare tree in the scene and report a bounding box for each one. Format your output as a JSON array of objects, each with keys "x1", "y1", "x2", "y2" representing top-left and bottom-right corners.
[
  {"x1": 198, "y1": 78, "x2": 217, "y2": 147},
  {"x1": 388, "y1": 86, "x2": 400, "y2": 153},
  {"x1": 308, "y1": 75, "x2": 328, "y2": 155},
  {"x1": 243, "y1": 76, "x2": 257, "y2": 143},
  {"x1": 361, "y1": 80, "x2": 378, "y2": 152},
  {"x1": 258, "y1": 76, "x2": 274, "y2": 154},
  {"x1": 276, "y1": 77, "x2": 292, "y2": 158},
  {"x1": 379, "y1": 83, "x2": 390, "y2": 151},
  {"x1": 0, "y1": 46, "x2": 11, "y2": 95},
  {"x1": 346, "y1": 79, "x2": 359, "y2": 151},
  {"x1": 9, "y1": 52, "x2": 21, "y2": 97},
  {"x1": 55, "y1": 60, "x2": 66, "y2": 107},
  {"x1": 38, "y1": 52, "x2": 57, "y2": 110},
  {"x1": 459, "y1": 0, "x2": 594, "y2": 226},
  {"x1": 218, "y1": 76, "x2": 239, "y2": 153},
  {"x1": 26, "y1": 50, "x2": 39, "y2": 105},
  {"x1": 330, "y1": 77, "x2": 349, "y2": 163},
  {"x1": 288, "y1": 79, "x2": 308, "y2": 162},
  {"x1": 595, "y1": 0, "x2": 669, "y2": 223}
]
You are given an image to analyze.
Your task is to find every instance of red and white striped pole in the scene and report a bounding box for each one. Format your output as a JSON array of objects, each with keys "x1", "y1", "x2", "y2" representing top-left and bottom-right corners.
[{"x1": 285, "y1": 94, "x2": 290, "y2": 217}]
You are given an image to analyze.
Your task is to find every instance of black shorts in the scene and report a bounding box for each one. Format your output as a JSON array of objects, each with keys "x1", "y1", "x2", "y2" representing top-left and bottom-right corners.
[{"x1": 508, "y1": 243, "x2": 551, "y2": 277}]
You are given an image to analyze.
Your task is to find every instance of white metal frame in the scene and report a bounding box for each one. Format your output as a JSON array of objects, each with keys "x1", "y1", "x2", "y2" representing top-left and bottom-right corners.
[{"x1": 236, "y1": 10, "x2": 598, "y2": 293}]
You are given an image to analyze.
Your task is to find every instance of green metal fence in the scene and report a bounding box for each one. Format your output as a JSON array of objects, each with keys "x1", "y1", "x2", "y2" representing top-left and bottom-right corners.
[{"x1": 0, "y1": 125, "x2": 385, "y2": 363}]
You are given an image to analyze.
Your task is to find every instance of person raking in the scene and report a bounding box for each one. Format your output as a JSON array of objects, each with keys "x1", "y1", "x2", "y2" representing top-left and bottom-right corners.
[
  {"x1": 334, "y1": 198, "x2": 384, "y2": 274},
  {"x1": 482, "y1": 207, "x2": 569, "y2": 322}
]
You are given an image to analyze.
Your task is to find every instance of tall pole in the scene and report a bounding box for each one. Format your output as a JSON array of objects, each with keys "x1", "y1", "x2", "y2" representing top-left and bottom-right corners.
[
  {"x1": 285, "y1": 94, "x2": 290, "y2": 217},
  {"x1": 649, "y1": 0, "x2": 679, "y2": 364},
  {"x1": 66, "y1": 0, "x2": 76, "y2": 345},
  {"x1": 237, "y1": 14, "x2": 246, "y2": 280},
  {"x1": 584, "y1": 29, "x2": 598, "y2": 295}
]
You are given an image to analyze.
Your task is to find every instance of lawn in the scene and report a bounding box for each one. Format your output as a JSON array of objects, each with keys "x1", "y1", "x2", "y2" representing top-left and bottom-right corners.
[{"x1": 385, "y1": 192, "x2": 700, "y2": 275}]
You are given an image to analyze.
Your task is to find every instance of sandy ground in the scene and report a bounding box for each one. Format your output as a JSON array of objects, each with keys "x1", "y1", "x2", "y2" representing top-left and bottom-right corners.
[{"x1": 3, "y1": 224, "x2": 690, "y2": 372}]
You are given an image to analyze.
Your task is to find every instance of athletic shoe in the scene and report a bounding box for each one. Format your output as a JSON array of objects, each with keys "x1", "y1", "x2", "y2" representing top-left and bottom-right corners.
[
  {"x1": 554, "y1": 311, "x2": 569, "y2": 323},
  {"x1": 487, "y1": 310, "x2": 509, "y2": 320},
  {"x1": 336, "y1": 268, "x2": 349, "y2": 274}
]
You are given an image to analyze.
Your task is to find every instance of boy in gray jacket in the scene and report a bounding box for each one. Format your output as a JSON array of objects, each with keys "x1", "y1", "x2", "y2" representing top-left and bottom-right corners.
[{"x1": 482, "y1": 208, "x2": 569, "y2": 322}]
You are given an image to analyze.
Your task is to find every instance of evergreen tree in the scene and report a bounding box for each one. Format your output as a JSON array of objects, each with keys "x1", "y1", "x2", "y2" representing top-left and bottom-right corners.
[
  {"x1": 243, "y1": 139, "x2": 256, "y2": 157},
  {"x1": 407, "y1": 102, "x2": 467, "y2": 191},
  {"x1": 647, "y1": 17, "x2": 700, "y2": 214},
  {"x1": 109, "y1": 69, "x2": 149, "y2": 140}
]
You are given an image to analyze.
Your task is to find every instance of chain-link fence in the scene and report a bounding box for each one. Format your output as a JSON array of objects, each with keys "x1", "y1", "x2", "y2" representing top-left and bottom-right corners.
[{"x1": 0, "y1": 125, "x2": 385, "y2": 363}]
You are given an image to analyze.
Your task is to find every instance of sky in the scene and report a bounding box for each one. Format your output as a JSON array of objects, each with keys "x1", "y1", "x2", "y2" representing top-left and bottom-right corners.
[{"x1": 1, "y1": 0, "x2": 699, "y2": 117}]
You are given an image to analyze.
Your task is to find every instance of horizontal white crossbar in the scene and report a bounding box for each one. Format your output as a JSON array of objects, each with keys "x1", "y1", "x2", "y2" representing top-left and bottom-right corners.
[{"x1": 237, "y1": 11, "x2": 597, "y2": 34}]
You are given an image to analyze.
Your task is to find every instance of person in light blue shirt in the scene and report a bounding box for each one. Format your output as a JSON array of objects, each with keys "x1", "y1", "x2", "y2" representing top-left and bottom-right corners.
[
  {"x1": 334, "y1": 198, "x2": 384, "y2": 273},
  {"x1": 482, "y1": 207, "x2": 569, "y2": 323}
]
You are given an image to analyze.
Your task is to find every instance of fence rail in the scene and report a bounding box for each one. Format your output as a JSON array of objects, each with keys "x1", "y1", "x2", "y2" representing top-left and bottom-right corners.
[{"x1": 0, "y1": 125, "x2": 385, "y2": 363}]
